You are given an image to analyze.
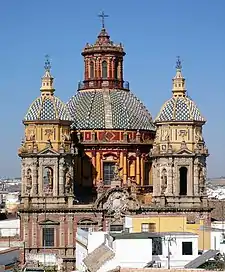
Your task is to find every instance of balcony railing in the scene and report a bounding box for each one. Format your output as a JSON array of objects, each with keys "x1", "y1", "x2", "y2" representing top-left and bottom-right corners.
[{"x1": 78, "y1": 80, "x2": 130, "y2": 91}]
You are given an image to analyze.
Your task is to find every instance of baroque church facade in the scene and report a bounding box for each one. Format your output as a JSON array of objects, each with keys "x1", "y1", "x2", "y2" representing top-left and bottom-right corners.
[{"x1": 18, "y1": 20, "x2": 210, "y2": 271}]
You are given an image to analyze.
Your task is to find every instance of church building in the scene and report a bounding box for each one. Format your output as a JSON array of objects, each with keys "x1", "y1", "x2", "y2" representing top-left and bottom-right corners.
[{"x1": 18, "y1": 15, "x2": 211, "y2": 271}]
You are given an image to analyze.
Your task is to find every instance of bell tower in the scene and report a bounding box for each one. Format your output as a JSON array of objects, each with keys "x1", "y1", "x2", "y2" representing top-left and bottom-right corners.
[{"x1": 151, "y1": 57, "x2": 209, "y2": 208}]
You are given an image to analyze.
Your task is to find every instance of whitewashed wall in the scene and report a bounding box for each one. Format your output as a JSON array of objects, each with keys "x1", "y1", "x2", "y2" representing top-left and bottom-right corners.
[
  {"x1": 98, "y1": 238, "x2": 153, "y2": 272},
  {"x1": 152, "y1": 234, "x2": 198, "y2": 268}
]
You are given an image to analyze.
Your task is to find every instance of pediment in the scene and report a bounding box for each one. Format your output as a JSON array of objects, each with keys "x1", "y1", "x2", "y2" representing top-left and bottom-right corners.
[
  {"x1": 39, "y1": 219, "x2": 59, "y2": 225},
  {"x1": 176, "y1": 148, "x2": 193, "y2": 155},
  {"x1": 38, "y1": 147, "x2": 60, "y2": 156}
]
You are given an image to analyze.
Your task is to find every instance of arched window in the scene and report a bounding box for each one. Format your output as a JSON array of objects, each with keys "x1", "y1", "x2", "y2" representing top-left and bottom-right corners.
[
  {"x1": 77, "y1": 219, "x2": 98, "y2": 232},
  {"x1": 114, "y1": 60, "x2": 119, "y2": 79},
  {"x1": 102, "y1": 61, "x2": 108, "y2": 79},
  {"x1": 179, "y1": 167, "x2": 188, "y2": 195},
  {"x1": 90, "y1": 61, "x2": 94, "y2": 79},
  {"x1": 43, "y1": 167, "x2": 53, "y2": 191}
]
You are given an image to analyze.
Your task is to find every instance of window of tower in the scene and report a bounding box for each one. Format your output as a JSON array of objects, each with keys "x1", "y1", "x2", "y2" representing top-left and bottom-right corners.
[
  {"x1": 103, "y1": 162, "x2": 115, "y2": 185},
  {"x1": 179, "y1": 167, "x2": 188, "y2": 195},
  {"x1": 42, "y1": 227, "x2": 54, "y2": 247},
  {"x1": 102, "y1": 61, "x2": 108, "y2": 79},
  {"x1": 90, "y1": 61, "x2": 94, "y2": 79},
  {"x1": 114, "y1": 60, "x2": 119, "y2": 79}
]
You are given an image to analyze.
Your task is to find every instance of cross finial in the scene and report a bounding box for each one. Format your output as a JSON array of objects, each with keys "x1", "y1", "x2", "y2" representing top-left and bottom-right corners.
[
  {"x1": 44, "y1": 54, "x2": 51, "y2": 71},
  {"x1": 176, "y1": 56, "x2": 182, "y2": 70},
  {"x1": 98, "y1": 11, "x2": 109, "y2": 29}
]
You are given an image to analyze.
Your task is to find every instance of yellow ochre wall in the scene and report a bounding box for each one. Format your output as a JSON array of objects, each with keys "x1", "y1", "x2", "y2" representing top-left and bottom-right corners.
[{"x1": 131, "y1": 216, "x2": 210, "y2": 250}]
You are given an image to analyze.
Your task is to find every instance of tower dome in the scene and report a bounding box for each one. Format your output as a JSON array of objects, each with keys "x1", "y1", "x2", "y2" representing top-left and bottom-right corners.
[
  {"x1": 68, "y1": 19, "x2": 154, "y2": 131},
  {"x1": 24, "y1": 57, "x2": 71, "y2": 122},
  {"x1": 155, "y1": 57, "x2": 205, "y2": 124}
]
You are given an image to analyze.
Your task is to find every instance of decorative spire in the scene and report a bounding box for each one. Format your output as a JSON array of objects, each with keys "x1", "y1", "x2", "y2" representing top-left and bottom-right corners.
[
  {"x1": 40, "y1": 55, "x2": 55, "y2": 94},
  {"x1": 176, "y1": 56, "x2": 182, "y2": 70},
  {"x1": 98, "y1": 11, "x2": 109, "y2": 29},
  {"x1": 172, "y1": 56, "x2": 186, "y2": 97}
]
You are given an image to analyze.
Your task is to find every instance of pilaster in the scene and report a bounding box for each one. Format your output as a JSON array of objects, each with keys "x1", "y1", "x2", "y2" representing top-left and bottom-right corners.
[{"x1": 59, "y1": 157, "x2": 65, "y2": 195}]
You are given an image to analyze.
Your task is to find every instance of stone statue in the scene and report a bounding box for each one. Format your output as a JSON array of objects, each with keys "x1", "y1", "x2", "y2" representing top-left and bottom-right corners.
[
  {"x1": 130, "y1": 181, "x2": 137, "y2": 197},
  {"x1": 46, "y1": 169, "x2": 53, "y2": 189},
  {"x1": 65, "y1": 171, "x2": 72, "y2": 193},
  {"x1": 96, "y1": 179, "x2": 104, "y2": 196},
  {"x1": 161, "y1": 169, "x2": 167, "y2": 195},
  {"x1": 113, "y1": 163, "x2": 122, "y2": 181},
  {"x1": 26, "y1": 170, "x2": 32, "y2": 192}
]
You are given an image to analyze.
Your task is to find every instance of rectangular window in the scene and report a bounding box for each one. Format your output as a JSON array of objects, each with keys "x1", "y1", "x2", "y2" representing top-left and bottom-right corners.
[
  {"x1": 141, "y1": 223, "x2": 156, "y2": 232},
  {"x1": 43, "y1": 227, "x2": 54, "y2": 247},
  {"x1": 103, "y1": 162, "x2": 115, "y2": 185},
  {"x1": 110, "y1": 225, "x2": 123, "y2": 232},
  {"x1": 152, "y1": 237, "x2": 163, "y2": 255},
  {"x1": 182, "y1": 241, "x2": 193, "y2": 255}
]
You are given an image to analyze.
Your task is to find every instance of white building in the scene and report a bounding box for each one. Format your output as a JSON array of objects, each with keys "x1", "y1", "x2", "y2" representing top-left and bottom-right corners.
[
  {"x1": 0, "y1": 219, "x2": 20, "y2": 237},
  {"x1": 76, "y1": 228, "x2": 198, "y2": 272}
]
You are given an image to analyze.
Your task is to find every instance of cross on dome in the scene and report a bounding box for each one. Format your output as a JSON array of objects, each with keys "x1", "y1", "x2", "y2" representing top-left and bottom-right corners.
[{"x1": 98, "y1": 11, "x2": 109, "y2": 29}]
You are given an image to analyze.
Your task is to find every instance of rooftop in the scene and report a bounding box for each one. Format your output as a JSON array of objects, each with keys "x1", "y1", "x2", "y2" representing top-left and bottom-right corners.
[{"x1": 110, "y1": 231, "x2": 197, "y2": 240}]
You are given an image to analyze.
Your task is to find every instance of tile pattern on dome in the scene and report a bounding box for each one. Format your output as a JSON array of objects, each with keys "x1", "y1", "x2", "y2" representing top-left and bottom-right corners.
[
  {"x1": 68, "y1": 91, "x2": 95, "y2": 128},
  {"x1": 175, "y1": 98, "x2": 190, "y2": 120},
  {"x1": 156, "y1": 97, "x2": 205, "y2": 122},
  {"x1": 68, "y1": 89, "x2": 155, "y2": 130},
  {"x1": 188, "y1": 99, "x2": 205, "y2": 121},
  {"x1": 87, "y1": 91, "x2": 105, "y2": 128},
  {"x1": 39, "y1": 98, "x2": 56, "y2": 120},
  {"x1": 54, "y1": 97, "x2": 72, "y2": 121},
  {"x1": 24, "y1": 97, "x2": 42, "y2": 121},
  {"x1": 157, "y1": 99, "x2": 175, "y2": 121},
  {"x1": 110, "y1": 91, "x2": 128, "y2": 129},
  {"x1": 118, "y1": 91, "x2": 155, "y2": 130}
]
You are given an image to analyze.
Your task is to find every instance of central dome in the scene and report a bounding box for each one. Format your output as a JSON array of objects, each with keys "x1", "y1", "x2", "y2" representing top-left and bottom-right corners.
[{"x1": 68, "y1": 89, "x2": 154, "y2": 130}]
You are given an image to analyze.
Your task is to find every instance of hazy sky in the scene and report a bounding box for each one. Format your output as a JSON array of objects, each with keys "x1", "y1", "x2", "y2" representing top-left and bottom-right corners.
[{"x1": 0, "y1": 0, "x2": 224, "y2": 178}]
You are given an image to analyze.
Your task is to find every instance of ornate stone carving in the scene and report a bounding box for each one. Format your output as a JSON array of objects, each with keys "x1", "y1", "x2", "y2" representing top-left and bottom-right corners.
[
  {"x1": 161, "y1": 168, "x2": 167, "y2": 195},
  {"x1": 96, "y1": 179, "x2": 104, "y2": 196},
  {"x1": 103, "y1": 191, "x2": 130, "y2": 219},
  {"x1": 95, "y1": 187, "x2": 140, "y2": 218},
  {"x1": 26, "y1": 169, "x2": 32, "y2": 192},
  {"x1": 65, "y1": 171, "x2": 72, "y2": 193},
  {"x1": 113, "y1": 163, "x2": 122, "y2": 181},
  {"x1": 26, "y1": 129, "x2": 35, "y2": 141},
  {"x1": 179, "y1": 129, "x2": 187, "y2": 140},
  {"x1": 161, "y1": 128, "x2": 169, "y2": 141},
  {"x1": 45, "y1": 129, "x2": 53, "y2": 139}
]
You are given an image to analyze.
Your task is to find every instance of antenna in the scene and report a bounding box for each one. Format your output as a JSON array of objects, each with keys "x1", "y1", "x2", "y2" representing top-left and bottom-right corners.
[{"x1": 163, "y1": 235, "x2": 176, "y2": 269}]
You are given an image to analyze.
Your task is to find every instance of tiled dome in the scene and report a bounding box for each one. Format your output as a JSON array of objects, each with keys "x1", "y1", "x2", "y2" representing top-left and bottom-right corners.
[
  {"x1": 24, "y1": 96, "x2": 72, "y2": 121},
  {"x1": 68, "y1": 89, "x2": 155, "y2": 130},
  {"x1": 155, "y1": 96, "x2": 205, "y2": 123}
]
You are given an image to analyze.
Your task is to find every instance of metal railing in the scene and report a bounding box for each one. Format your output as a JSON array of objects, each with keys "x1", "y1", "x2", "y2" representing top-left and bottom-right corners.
[{"x1": 77, "y1": 80, "x2": 129, "y2": 90}]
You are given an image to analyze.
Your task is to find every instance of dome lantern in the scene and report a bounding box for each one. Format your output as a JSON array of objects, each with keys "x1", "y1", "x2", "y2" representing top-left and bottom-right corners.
[
  {"x1": 172, "y1": 56, "x2": 186, "y2": 98},
  {"x1": 79, "y1": 12, "x2": 128, "y2": 91},
  {"x1": 40, "y1": 55, "x2": 55, "y2": 97}
]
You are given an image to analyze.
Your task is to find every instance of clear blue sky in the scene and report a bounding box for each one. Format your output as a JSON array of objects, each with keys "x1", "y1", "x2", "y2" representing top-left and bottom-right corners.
[{"x1": 0, "y1": 0, "x2": 224, "y2": 178}]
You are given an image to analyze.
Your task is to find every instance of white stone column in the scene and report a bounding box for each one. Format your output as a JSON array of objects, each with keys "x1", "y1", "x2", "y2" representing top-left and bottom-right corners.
[
  {"x1": 167, "y1": 163, "x2": 173, "y2": 195},
  {"x1": 59, "y1": 158, "x2": 65, "y2": 195},
  {"x1": 67, "y1": 214, "x2": 74, "y2": 247},
  {"x1": 32, "y1": 214, "x2": 38, "y2": 248},
  {"x1": 32, "y1": 159, "x2": 38, "y2": 195},
  {"x1": 21, "y1": 160, "x2": 26, "y2": 196},
  {"x1": 59, "y1": 215, "x2": 65, "y2": 253},
  {"x1": 194, "y1": 162, "x2": 199, "y2": 195}
]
